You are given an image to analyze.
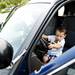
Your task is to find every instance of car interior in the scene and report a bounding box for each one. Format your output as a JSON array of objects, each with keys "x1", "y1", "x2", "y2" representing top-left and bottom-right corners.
[{"x1": 28, "y1": 1, "x2": 75, "y2": 75}]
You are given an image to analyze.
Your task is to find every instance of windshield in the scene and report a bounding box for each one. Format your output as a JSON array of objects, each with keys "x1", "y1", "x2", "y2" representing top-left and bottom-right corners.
[{"x1": 0, "y1": 4, "x2": 50, "y2": 59}]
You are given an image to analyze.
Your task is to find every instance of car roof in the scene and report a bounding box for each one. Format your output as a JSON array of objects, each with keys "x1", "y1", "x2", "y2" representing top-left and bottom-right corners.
[{"x1": 29, "y1": 0, "x2": 59, "y2": 4}]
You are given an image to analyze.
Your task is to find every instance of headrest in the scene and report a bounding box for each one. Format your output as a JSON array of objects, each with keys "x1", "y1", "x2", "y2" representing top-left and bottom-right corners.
[{"x1": 65, "y1": 31, "x2": 75, "y2": 48}]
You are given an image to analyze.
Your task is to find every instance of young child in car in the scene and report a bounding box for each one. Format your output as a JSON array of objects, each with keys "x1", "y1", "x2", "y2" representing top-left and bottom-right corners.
[{"x1": 42, "y1": 26, "x2": 67, "y2": 64}]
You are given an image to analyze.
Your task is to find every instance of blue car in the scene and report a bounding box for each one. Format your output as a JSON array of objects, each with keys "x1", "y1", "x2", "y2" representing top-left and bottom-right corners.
[{"x1": 0, "y1": 0, "x2": 75, "y2": 75}]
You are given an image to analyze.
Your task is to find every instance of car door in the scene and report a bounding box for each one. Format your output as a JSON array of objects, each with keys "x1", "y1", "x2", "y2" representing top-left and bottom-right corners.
[
  {"x1": 28, "y1": 0, "x2": 75, "y2": 75},
  {"x1": 29, "y1": 0, "x2": 75, "y2": 75}
]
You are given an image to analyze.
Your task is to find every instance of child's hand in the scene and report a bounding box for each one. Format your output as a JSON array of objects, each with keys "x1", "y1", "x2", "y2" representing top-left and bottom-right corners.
[
  {"x1": 48, "y1": 41, "x2": 62, "y2": 49},
  {"x1": 42, "y1": 34, "x2": 48, "y2": 40},
  {"x1": 48, "y1": 44, "x2": 54, "y2": 49}
]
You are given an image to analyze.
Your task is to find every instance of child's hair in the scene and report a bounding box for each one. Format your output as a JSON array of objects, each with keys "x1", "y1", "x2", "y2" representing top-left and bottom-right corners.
[{"x1": 56, "y1": 26, "x2": 67, "y2": 34}]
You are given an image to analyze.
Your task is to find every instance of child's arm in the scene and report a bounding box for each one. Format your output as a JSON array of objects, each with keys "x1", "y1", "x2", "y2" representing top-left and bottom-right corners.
[{"x1": 48, "y1": 42, "x2": 62, "y2": 49}]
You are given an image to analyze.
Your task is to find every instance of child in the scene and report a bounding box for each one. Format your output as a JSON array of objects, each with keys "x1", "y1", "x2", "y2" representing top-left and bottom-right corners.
[{"x1": 42, "y1": 26, "x2": 67, "y2": 64}]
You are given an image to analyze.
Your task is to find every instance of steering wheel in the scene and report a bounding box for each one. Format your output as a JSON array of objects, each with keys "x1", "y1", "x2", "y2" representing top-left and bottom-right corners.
[{"x1": 40, "y1": 38, "x2": 49, "y2": 49}]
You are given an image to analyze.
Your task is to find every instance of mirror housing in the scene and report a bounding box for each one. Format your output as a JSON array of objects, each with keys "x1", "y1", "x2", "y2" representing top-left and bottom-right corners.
[{"x1": 0, "y1": 38, "x2": 13, "y2": 69}]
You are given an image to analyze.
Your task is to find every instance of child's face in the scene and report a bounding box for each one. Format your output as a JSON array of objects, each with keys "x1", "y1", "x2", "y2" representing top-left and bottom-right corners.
[{"x1": 55, "y1": 30, "x2": 66, "y2": 41}]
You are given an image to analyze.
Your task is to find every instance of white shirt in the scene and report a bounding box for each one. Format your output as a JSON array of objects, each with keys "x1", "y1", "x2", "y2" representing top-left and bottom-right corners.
[{"x1": 47, "y1": 35, "x2": 65, "y2": 57}]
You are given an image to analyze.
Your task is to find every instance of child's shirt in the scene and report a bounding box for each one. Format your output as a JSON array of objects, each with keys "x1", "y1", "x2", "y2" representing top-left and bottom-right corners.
[{"x1": 47, "y1": 35, "x2": 65, "y2": 57}]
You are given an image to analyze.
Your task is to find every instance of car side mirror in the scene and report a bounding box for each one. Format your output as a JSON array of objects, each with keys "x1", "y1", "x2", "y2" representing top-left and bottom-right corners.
[{"x1": 0, "y1": 38, "x2": 13, "y2": 69}]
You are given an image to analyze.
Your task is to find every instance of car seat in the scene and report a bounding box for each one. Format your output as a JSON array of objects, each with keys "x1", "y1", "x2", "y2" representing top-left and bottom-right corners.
[{"x1": 62, "y1": 16, "x2": 75, "y2": 52}]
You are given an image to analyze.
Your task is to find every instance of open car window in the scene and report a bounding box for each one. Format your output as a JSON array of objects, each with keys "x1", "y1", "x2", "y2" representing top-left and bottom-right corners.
[{"x1": 29, "y1": 1, "x2": 75, "y2": 74}]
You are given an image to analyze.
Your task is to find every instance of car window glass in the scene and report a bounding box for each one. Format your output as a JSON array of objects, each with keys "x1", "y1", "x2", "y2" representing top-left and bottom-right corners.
[{"x1": 0, "y1": 4, "x2": 50, "y2": 59}]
